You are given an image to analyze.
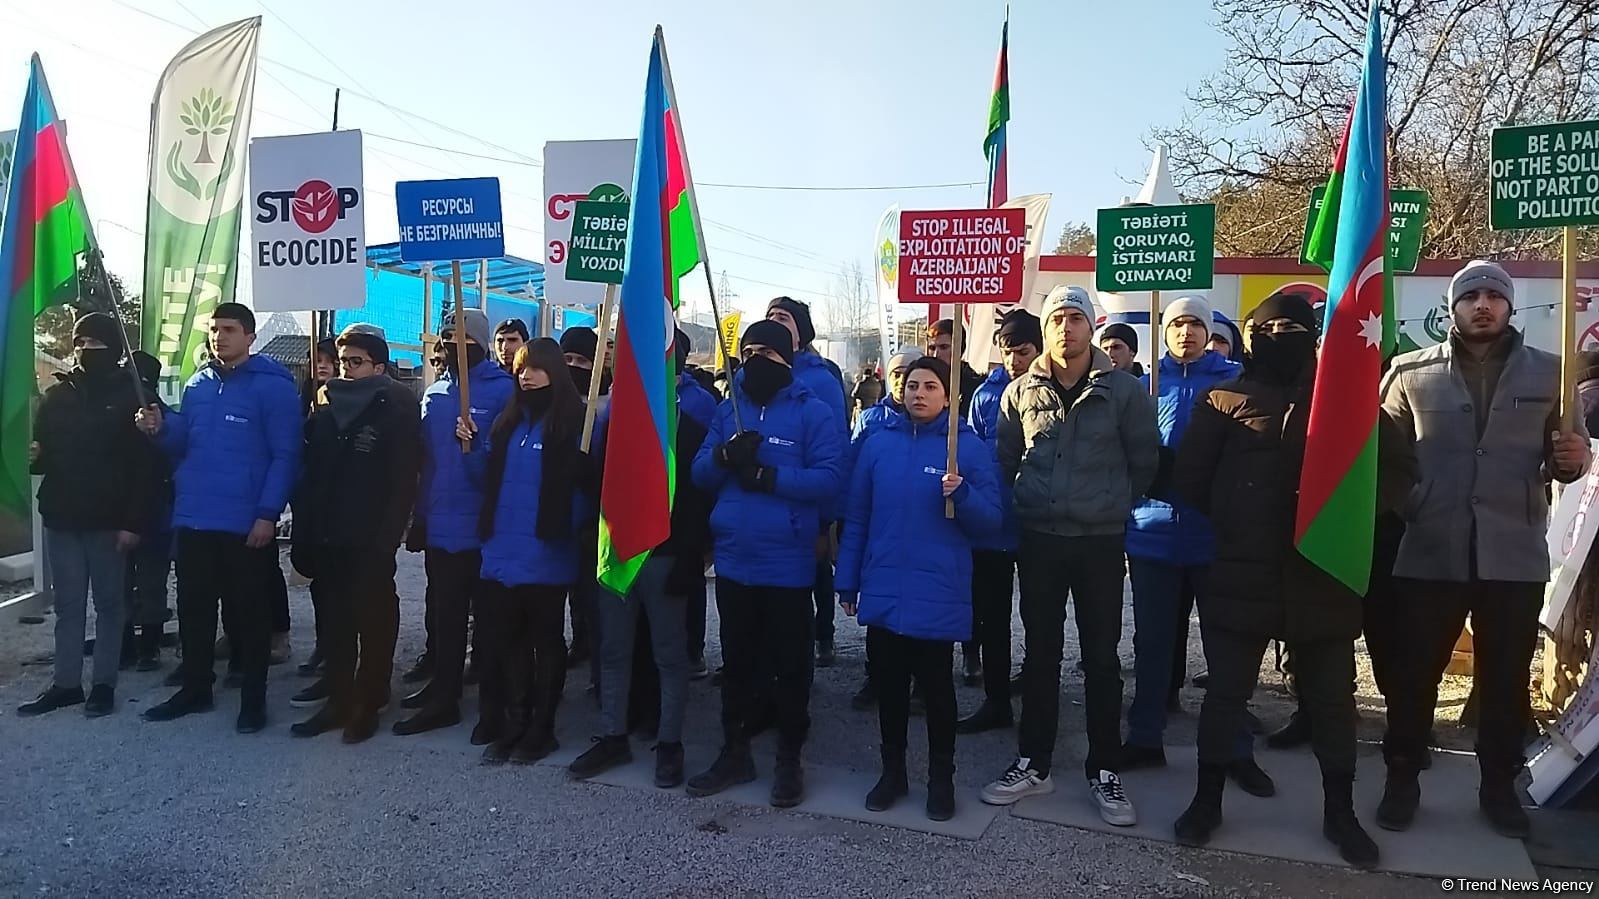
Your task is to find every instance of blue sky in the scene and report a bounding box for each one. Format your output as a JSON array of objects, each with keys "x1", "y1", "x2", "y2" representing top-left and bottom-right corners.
[{"x1": 1, "y1": 0, "x2": 1226, "y2": 324}]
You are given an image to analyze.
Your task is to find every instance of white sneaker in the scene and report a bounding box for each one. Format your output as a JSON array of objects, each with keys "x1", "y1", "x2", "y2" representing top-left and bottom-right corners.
[
  {"x1": 980, "y1": 758, "x2": 1055, "y2": 805},
  {"x1": 1090, "y1": 769, "x2": 1137, "y2": 826}
]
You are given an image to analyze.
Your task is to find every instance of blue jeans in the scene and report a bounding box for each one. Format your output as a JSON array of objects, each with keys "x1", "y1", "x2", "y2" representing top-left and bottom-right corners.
[{"x1": 1127, "y1": 557, "x2": 1252, "y2": 759}]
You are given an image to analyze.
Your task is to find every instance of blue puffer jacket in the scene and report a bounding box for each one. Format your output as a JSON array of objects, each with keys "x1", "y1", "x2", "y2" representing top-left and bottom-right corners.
[
  {"x1": 1126, "y1": 350, "x2": 1241, "y2": 565},
  {"x1": 473, "y1": 417, "x2": 589, "y2": 587},
  {"x1": 419, "y1": 360, "x2": 515, "y2": 552},
  {"x1": 678, "y1": 372, "x2": 717, "y2": 429},
  {"x1": 846, "y1": 395, "x2": 901, "y2": 480},
  {"x1": 692, "y1": 371, "x2": 844, "y2": 588},
  {"x1": 159, "y1": 354, "x2": 303, "y2": 536},
  {"x1": 967, "y1": 367, "x2": 1017, "y2": 552},
  {"x1": 794, "y1": 350, "x2": 849, "y2": 521},
  {"x1": 836, "y1": 411, "x2": 1003, "y2": 641}
]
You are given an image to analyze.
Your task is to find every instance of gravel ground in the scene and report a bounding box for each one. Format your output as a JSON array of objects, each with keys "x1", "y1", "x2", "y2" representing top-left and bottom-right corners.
[{"x1": 0, "y1": 550, "x2": 1500, "y2": 897}]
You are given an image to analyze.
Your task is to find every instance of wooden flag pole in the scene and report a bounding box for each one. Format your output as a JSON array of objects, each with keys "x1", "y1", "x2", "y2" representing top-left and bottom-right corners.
[
  {"x1": 1148, "y1": 289, "x2": 1161, "y2": 397},
  {"x1": 701, "y1": 264, "x2": 745, "y2": 433},
  {"x1": 451, "y1": 260, "x2": 472, "y2": 453},
  {"x1": 946, "y1": 307, "x2": 963, "y2": 520},
  {"x1": 580, "y1": 284, "x2": 616, "y2": 452},
  {"x1": 1562, "y1": 226, "x2": 1579, "y2": 430}
]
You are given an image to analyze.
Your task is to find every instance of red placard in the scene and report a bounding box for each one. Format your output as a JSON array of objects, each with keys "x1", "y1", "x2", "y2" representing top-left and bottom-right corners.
[{"x1": 897, "y1": 208, "x2": 1027, "y2": 304}]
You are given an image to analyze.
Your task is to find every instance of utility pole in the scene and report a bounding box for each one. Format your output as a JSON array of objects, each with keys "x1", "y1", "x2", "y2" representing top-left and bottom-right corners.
[{"x1": 716, "y1": 269, "x2": 738, "y2": 328}]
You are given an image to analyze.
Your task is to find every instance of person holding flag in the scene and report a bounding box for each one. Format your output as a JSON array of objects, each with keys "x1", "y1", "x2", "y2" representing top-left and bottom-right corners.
[{"x1": 687, "y1": 320, "x2": 844, "y2": 807}]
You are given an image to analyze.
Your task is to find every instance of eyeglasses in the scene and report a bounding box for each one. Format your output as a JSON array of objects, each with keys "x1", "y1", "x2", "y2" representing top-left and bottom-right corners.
[{"x1": 338, "y1": 356, "x2": 373, "y2": 369}]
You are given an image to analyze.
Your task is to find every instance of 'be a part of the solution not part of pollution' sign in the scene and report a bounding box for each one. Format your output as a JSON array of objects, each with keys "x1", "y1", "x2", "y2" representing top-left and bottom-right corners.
[
  {"x1": 896, "y1": 208, "x2": 1027, "y2": 304},
  {"x1": 1491, "y1": 119, "x2": 1599, "y2": 230},
  {"x1": 566, "y1": 200, "x2": 628, "y2": 285},
  {"x1": 1096, "y1": 204, "x2": 1216, "y2": 293},
  {"x1": 394, "y1": 176, "x2": 505, "y2": 263},
  {"x1": 1299, "y1": 185, "x2": 1429, "y2": 273}
]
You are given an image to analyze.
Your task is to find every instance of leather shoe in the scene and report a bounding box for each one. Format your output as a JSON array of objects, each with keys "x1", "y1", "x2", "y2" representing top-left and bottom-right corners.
[
  {"x1": 1228, "y1": 758, "x2": 1276, "y2": 797},
  {"x1": 392, "y1": 703, "x2": 461, "y2": 736},
  {"x1": 955, "y1": 701, "x2": 1013, "y2": 735}
]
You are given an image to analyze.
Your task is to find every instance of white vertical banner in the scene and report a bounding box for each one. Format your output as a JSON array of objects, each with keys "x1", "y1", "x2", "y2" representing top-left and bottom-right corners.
[
  {"x1": 964, "y1": 193, "x2": 1051, "y2": 369},
  {"x1": 874, "y1": 204, "x2": 899, "y2": 360},
  {"x1": 247, "y1": 130, "x2": 365, "y2": 311},
  {"x1": 0, "y1": 129, "x2": 15, "y2": 235},
  {"x1": 542, "y1": 139, "x2": 636, "y2": 307}
]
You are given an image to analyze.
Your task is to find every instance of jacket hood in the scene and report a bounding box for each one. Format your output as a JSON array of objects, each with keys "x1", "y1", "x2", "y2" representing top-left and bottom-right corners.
[
  {"x1": 1211, "y1": 313, "x2": 1244, "y2": 362},
  {"x1": 981, "y1": 366, "x2": 1012, "y2": 390},
  {"x1": 1159, "y1": 349, "x2": 1236, "y2": 379},
  {"x1": 197, "y1": 352, "x2": 296, "y2": 385}
]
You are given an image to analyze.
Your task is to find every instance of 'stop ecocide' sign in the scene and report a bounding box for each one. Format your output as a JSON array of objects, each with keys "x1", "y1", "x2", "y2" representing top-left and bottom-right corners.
[
  {"x1": 248, "y1": 129, "x2": 366, "y2": 312},
  {"x1": 1491, "y1": 120, "x2": 1599, "y2": 230},
  {"x1": 1095, "y1": 204, "x2": 1216, "y2": 293},
  {"x1": 395, "y1": 176, "x2": 505, "y2": 262},
  {"x1": 895, "y1": 208, "x2": 1026, "y2": 304}
]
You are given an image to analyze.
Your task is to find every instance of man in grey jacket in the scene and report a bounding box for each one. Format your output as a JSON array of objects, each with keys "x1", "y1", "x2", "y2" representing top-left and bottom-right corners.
[
  {"x1": 980, "y1": 285, "x2": 1160, "y2": 827},
  {"x1": 1378, "y1": 260, "x2": 1590, "y2": 839}
]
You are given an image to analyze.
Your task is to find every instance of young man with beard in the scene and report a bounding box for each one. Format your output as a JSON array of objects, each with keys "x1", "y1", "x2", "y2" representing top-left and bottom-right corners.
[
  {"x1": 138, "y1": 303, "x2": 303, "y2": 733},
  {"x1": 289, "y1": 328, "x2": 421, "y2": 743},
  {"x1": 1379, "y1": 261, "x2": 1590, "y2": 839},
  {"x1": 19, "y1": 313, "x2": 157, "y2": 718},
  {"x1": 687, "y1": 320, "x2": 844, "y2": 808},
  {"x1": 982, "y1": 286, "x2": 1160, "y2": 827}
]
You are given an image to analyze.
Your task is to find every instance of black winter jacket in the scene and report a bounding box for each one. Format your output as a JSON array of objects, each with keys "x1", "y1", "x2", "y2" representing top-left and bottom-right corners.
[{"x1": 31, "y1": 368, "x2": 159, "y2": 533}]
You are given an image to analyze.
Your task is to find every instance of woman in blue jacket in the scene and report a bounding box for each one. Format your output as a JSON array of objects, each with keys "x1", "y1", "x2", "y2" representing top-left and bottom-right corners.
[
  {"x1": 686, "y1": 320, "x2": 844, "y2": 809},
  {"x1": 836, "y1": 357, "x2": 1003, "y2": 821},
  {"x1": 461, "y1": 338, "x2": 590, "y2": 765}
]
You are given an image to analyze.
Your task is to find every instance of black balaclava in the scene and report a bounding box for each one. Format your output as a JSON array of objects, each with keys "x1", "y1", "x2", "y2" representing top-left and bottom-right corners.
[
  {"x1": 740, "y1": 319, "x2": 797, "y2": 406},
  {"x1": 518, "y1": 384, "x2": 553, "y2": 418},
  {"x1": 1247, "y1": 292, "x2": 1319, "y2": 382},
  {"x1": 72, "y1": 312, "x2": 124, "y2": 379}
]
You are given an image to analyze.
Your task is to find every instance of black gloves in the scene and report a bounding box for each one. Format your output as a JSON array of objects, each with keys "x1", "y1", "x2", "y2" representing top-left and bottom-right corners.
[
  {"x1": 738, "y1": 464, "x2": 777, "y2": 493},
  {"x1": 715, "y1": 430, "x2": 763, "y2": 469}
]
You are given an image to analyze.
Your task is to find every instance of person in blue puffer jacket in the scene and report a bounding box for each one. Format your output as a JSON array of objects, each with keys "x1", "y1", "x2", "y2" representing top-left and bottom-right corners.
[
  {"x1": 459, "y1": 338, "x2": 590, "y2": 765},
  {"x1": 139, "y1": 303, "x2": 303, "y2": 734},
  {"x1": 686, "y1": 320, "x2": 844, "y2": 809},
  {"x1": 836, "y1": 356, "x2": 1003, "y2": 822},
  {"x1": 1120, "y1": 296, "x2": 1272, "y2": 798},
  {"x1": 958, "y1": 308, "x2": 1042, "y2": 733},
  {"x1": 764, "y1": 296, "x2": 849, "y2": 665},
  {"x1": 394, "y1": 309, "x2": 516, "y2": 738}
]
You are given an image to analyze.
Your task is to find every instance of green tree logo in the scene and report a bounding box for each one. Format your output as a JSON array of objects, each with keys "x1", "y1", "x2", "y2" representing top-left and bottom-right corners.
[{"x1": 179, "y1": 88, "x2": 236, "y2": 166}]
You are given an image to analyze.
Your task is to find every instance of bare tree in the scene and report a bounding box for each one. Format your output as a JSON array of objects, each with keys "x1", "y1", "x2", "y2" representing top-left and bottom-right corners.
[
  {"x1": 820, "y1": 259, "x2": 877, "y2": 368},
  {"x1": 1155, "y1": 0, "x2": 1599, "y2": 259},
  {"x1": 1055, "y1": 221, "x2": 1098, "y2": 254}
]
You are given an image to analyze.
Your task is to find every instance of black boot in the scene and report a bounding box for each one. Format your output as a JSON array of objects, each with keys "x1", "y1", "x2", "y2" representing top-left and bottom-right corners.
[
  {"x1": 1228, "y1": 758, "x2": 1276, "y2": 797},
  {"x1": 654, "y1": 741, "x2": 685, "y2": 789},
  {"x1": 771, "y1": 755, "x2": 805, "y2": 808},
  {"x1": 18, "y1": 685, "x2": 85, "y2": 717},
  {"x1": 569, "y1": 735, "x2": 632, "y2": 780},
  {"x1": 1118, "y1": 741, "x2": 1168, "y2": 771},
  {"x1": 926, "y1": 753, "x2": 956, "y2": 822},
  {"x1": 135, "y1": 627, "x2": 161, "y2": 672},
  {"x1": 509, "y1": 724, "x2": 558, "y2": 765},
  {"x1": 865, "y1": 747, "x2": 909, "y2": 812},
  {"x1": 482, "y1": 725, "x2": 523, "y2": 765},
  {"x1": 1265, "y1": 710, "x2": 1312, "y2": 749},
  {"x1": 850, "y1": 677, "x2": 877, "y2": 711},
  {"x1": 1322, "y1": 770, "x2": 1379, "y2": 869},
  {"x1": 84, "y1": 684, "x2": 115, "y2": 717},
  {"x1": 1479, "y1": 773, "x2": 1530, "y2": 839},
  {"x1": 470, "y1": 709, "x2": 504, "y2": 747},
  {"x1": 1174, "y1": 763, "x2": 1227, "y2": 847},
  {"x1": 685, "y1": 742, "x2": 757, "y2": 798},
  {"x1": 1375, "y1": 766, "x2": 1420, "y2": 832},
  {"x1": 955, "y1": 700, "x2": 1013, "y2": 734}
]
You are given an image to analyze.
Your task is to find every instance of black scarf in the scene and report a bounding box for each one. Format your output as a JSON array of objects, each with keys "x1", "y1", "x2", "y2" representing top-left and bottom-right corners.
[{"x1": 479, "y1": 402, "x2": 581, "y2": 542}]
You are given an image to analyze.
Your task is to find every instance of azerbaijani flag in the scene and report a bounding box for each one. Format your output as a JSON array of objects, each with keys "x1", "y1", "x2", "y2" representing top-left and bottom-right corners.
[
  {"x1": 984, "y1": 16, "x2": 1010, "y2": 208},
  {"x1": 598, "y1": 27, "x2": 704, "y2": 595},
  {"x1": 0, "y1": 56, "x2": 95, "y2": 516},
  {"x1": 1294, "y1": 1, "x2": 1391, "y2": 595}
]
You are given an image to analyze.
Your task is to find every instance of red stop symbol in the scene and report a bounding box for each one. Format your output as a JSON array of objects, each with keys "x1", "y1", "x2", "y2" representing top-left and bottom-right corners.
[{"x1": 291, "y1": 180, "x2": 339, "y2": 234}]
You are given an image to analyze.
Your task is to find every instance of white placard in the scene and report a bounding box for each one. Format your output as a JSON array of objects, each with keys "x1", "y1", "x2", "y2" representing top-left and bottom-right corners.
[
  {"x1": 248, "y1": 130, "x2": 366, "y2": 311},
  {"x1": 1542, "y1": 445, "x2": 1599, "y2": 631},
  {"x1": 542, "y1": 139, "x2": 635, "y2": 307}
]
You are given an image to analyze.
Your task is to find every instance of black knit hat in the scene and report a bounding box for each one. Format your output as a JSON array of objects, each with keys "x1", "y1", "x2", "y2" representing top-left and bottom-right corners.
[
  {"x1": 766, "y1": 296, "x2": 815, "y2": 348},
  {"x1": 495, "y1": 318, "x2": 530, "y2": 340},
  {"x1": 559, "y1": 326, "x2": 598, "y2": 362},
  {"x1": 742, "y1": 320, "x2": 796, "y2": 366},
  {"x1": 72, "y1": 311, "x2": 124, "y2": 353},
  {"x1": 1099, "y1": 322, "x2": 1138, "y2": 354},
  {"x1": 1248, "y1": 291, "x2": 1320, "y2": 333},
  {"x1": 674, "y1": 328, "x2": 691, "y2": 375}
]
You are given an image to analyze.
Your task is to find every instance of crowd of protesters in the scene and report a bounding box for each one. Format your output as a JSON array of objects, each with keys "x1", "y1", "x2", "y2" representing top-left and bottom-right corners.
[{"x1": 17, "y1": 260, "x2": 1588, "y2": 868}]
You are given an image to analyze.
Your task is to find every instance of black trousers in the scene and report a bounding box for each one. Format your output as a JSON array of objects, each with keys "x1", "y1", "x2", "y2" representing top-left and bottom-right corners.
[
  {"x1": 1383, "y1": 577, "x2": 1543, "y2": 778},
  {"x1": 478, "y1": 581, "x2": 568, "y2": 733},
  {"x1": 685, "y1": 573, "x2": 708, "y2": 660},
  {"x1": 176, "y1": 529, "x2": 272, "y2": 706},
  {"x1": 423, "y1": 548, "x2": 481, "y2": 705},
  {"x1": 1199, "y1": 627, "x2": 1356, "y2": 774},
  {"x1": 312, "y1": 547, "x2": 399, "y2": 712},
  {"x1": 264, "y1": 544, "x2": 290, "y2": 635},
  {"x1": 1360, "y1": 514, "x2": 1406, "y2": 701},
  {"x1": 971, "y1": 550, "x2": 1017, "y2": 706},
  {"x1": 123, "y1": 538, "x2": 171, "y2": 629},
  {"x1": 1016, "y1": 531, "x2": 1127, "y2": 778},
  {"x1": 870, "y1": 627, "x2": 955, "y2": 759},
  {"x1": 716, "y1": 577, "x2": 812, "y2": 751}
]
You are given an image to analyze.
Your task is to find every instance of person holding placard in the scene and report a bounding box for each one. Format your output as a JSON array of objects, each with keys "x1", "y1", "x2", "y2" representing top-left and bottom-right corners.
[
  {"x1": 1378, "y1": 261, "x2": 1591, "y2": 840},
  {"x1": 686, "y1": 320, "x2": 844, "y2": 808},
  {"x1": 394, "y1": 309, "x2": 515, "y2": 737},
  {"x1": 836, "y1": 356, "x2": 1002, "y2": 821},
  {"x1": 981, "y1": 286, "x2": 1159, "y2": 828}
]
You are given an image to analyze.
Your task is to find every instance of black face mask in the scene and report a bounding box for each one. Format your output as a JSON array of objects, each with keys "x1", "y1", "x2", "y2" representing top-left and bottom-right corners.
[
  {"x1": 77, "y1": 347, "x2": 118, "y2": 377},
  {"x1": 567, "y1": 364, "x2": 593, "y2": 394},
  {"x1": 518, "y1": 385, "x2": 553, "y2": 417},
  {"x1": 1248, "y1": 331, "x2": 1316, "y2": 382},
  {"x1": 740, "y1": 355, "x2": 793, "y2": 406},
  {"x1": 444, "y1": 344, "x2": 487, "y2": 372}
]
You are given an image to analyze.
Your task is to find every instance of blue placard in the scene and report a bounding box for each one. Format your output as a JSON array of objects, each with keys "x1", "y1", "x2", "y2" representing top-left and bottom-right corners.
[{"x1": 394, "y1": 177, "x2": 506, "y2": 263}]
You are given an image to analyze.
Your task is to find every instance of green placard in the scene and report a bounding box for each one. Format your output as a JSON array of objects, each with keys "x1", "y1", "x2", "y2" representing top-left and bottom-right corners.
[
  {"x1": 1095, "y1": 203, "x2": 1215, "y2": 293},
  {"x1": 1491, "y1": 119, "x2": 1599, "y2": 230},
  {"x1": 1298, "y1": 185, "x2": 1429, "y2": 273},
  {"x1": 568, "y1": 200, "x2": 628, "y2": 284}
]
